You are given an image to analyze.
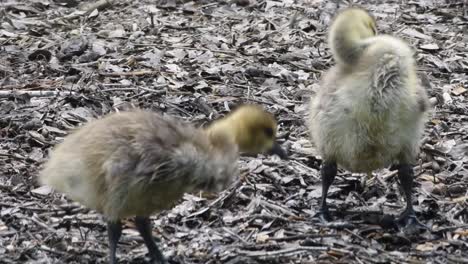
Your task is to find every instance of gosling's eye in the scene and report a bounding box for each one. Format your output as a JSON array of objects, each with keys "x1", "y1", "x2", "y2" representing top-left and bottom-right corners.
[{"x1": 264, "y1": 127, "x2": 274, "y2": 138}]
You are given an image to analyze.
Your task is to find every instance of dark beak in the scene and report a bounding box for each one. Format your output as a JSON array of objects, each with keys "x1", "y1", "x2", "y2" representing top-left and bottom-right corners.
[{"x1": 268, "y1": 142, "x2": 288, "y2": 159}]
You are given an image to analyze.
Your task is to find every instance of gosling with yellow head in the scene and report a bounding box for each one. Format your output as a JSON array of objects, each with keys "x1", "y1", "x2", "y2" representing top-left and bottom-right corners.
[
  {"x1": 309, "y1": 8, "x2": 429, "y2": 228},
  {"x1": 39, "y1": 104, "x2": 286, "y2": 264}
]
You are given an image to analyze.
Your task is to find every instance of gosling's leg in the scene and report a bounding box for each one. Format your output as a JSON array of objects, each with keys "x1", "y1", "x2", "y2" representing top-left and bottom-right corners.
[
  {"x1": 107, "y1": 220, "x2": 122, "y2": 264},
  {"x1": 135, "y1": 216, "x2": 166, "y2": 264},
  {"x1": 396, "y1": 164, "x2": 427, "y2": 231},
  {"x1": 318, "y1": 161, "x2": 337, "y2": 222}
]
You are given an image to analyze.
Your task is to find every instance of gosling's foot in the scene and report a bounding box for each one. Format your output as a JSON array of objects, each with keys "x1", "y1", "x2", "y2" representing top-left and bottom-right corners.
[
  {"x1": 317, "y1": 207, "x2": 332, "y2": 223},
  {"x1": 316, "y1": 208, "x2": 356, "y2": 229},
  {"x1": 149, "y1": 256, "x2": 167, "y2": 264},
  {"x1": 147, "y1": 247, "x2": 167, "y2": 264},
  {"x1": 396, "y1": 212, "x2": 430, "y2": 234}
]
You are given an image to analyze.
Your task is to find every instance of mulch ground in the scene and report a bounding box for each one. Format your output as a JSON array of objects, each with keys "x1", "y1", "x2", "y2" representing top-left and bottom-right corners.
[{"x1": 0, "y1": 0, "x2": 467, "y2": 263}]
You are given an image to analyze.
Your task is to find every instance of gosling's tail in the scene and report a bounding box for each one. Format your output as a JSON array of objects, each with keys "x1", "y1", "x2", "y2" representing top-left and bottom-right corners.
[{"x1": 365, "y1": 36, "x2": 428, "y2": 112}]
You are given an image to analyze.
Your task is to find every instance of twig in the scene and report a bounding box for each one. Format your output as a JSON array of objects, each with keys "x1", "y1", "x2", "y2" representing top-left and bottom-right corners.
[
  {"x1": 28, "y1": 215, "x2": 57, "y2": 233},
  {"x1": 0, "y1": 202, "x2": 63, "y2": 213},
  {"x1": 381, "y1": 169, "x2": 398, "y2": 180},
  {"x1": 40, "y1": 245, "x2": 69, "y2": 256},
  {"x1": 98, "y1": 70, "x2": 160, "y2": 77},
  {"x1": 432, "y1": 224, "x2": 468, "y2": 233},
  {"x1": 0, "y1": 152, "x2": 29, "y2": 161},
  {"x1": 344, "y1": 228, "x2": 367, "y2": 242},
  {"x1": 73, "y1": 59, "x2": 116, "y2": 67},
  {"x1": 238, "y1": 245, "x2": 328, "y2": 258},
  {"x1": 268, "y1": 233, "x2": 340, "y2": 242},
  {"x1": 246, "y1": 213, "x2": 292, "y2": 223},
  {"x1": 316, "y1": 221, "x2": 357, "y2": 229},
  {"x1": 59, "y1": 0, "x2": 113, "y2": 21},
  {"x1": 154, "y1": 18, "x2": 202, "y2": 30},
  {"x1": 447, "y1": 255, "x2": 468, "y2": 264},
  {"x1": 0, "y1": 90, "x2": 76, "y2": 98},
  {"x1": 0, "y1": 230, "x2": 18, "y2": 237},
  {"x1": 133, "y1": 44, "x2": 239, "y2": 56},
  {"x1": 222, "y1": 227, "x2": 250, "y2": 245},
  {"x1": 290, "y1": 160, "x2": 320, "y2": 179},
  {"x1": 465, "y1": 0, "x2": 468, "y2": 17},
  {"x1": 0, "y1": 81, "x2": 62, "y2": 90},
  {"x1": 100, "y1": 86, "x2": 166, "y2": 95},
  {"x1": 259, "y1": 198, "x2": 298, "y2": 217},
  {"x1": 187, "y1": 178, "x2": 243, "y2": 218}
]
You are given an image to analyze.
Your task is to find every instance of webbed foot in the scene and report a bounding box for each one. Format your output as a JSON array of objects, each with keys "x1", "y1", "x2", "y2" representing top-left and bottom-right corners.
[
  {"x1": 317, "y1": 207, "x2": 332, "y2": 223},
  {"x1": 396, "y1": 211, "x2": 430, "y2": 234}
]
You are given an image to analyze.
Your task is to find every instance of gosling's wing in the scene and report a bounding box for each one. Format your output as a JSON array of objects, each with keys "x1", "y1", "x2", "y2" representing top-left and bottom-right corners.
[
  {"x1": 415, "y1": 85, "x2": 430, "y2": 113},
  {"x1": 101, "y1": 111, "x2": 207, "y2": 185},
  {"x1": 311, "y1": 67, "x2": 342, "y2": 112}
]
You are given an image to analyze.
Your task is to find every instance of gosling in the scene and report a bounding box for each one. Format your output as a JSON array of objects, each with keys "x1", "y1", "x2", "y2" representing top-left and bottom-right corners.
[
  {"x1": 309, "y1": 8, "x2": 429, "y2": 228},
  {"x1": 40, "y1": 105, "x2": 287, "y2": 264}
]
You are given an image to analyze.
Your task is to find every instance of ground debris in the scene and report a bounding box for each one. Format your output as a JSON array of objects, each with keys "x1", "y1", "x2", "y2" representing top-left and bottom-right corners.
[{"x1": 0, "y1": 0, "x2": 467, "y2": 263}]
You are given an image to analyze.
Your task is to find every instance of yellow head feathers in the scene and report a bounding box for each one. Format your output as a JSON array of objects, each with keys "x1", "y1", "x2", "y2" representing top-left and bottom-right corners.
[
  {"x1": 329, "y1": 7, "x2": 378, "y2": 65},
  {"x1": 206, "y1": 104, "x2": 287, "y2": 159}
]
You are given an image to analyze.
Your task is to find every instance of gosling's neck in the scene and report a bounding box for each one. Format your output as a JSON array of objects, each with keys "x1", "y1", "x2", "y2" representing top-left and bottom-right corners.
[{"x1": 204, "y1": 116, "x2": 242, "y2": 152}]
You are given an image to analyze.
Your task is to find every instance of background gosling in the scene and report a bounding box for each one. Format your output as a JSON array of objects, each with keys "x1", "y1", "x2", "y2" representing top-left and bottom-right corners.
[
  {"x1": 40, "y1": 104, "x2": 286, "y2": 264},
  {"x1": 309, "y1": 8, "x2": 429, "y2": 228}
]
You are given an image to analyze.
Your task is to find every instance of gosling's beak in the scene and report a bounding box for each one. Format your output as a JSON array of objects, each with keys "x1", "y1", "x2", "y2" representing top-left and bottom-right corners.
[{"x1": 268, "y1": 142, "x2": 288, "y2": 159}]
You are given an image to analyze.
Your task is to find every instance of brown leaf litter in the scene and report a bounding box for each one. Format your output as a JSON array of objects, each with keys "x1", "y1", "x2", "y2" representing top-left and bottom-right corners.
[{"x1": 0, "y1": 0, "x2": 467, "y2": 263}]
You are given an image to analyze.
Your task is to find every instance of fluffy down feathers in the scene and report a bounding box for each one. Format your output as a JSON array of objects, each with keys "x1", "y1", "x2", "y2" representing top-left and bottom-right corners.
[
  {"x1": 309, "y1": 8, "x2": 429, "y2": 173},
  {"x1": 40, "y1": 110, "x2": 237, "y2": 220}
]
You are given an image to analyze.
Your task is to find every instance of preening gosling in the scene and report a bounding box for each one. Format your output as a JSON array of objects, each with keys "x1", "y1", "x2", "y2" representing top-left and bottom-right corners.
[
  {"x1": 309, "y1": 8, "x2": 429, "y2": 228},
  {"x1": 40, "y1": 105, "x2": 286, "y2": 264}
]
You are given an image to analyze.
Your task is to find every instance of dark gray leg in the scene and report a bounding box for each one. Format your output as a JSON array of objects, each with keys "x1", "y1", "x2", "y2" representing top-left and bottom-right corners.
[
  {"x1": 397, "y1": 164, "x2": 415, "y2": 218},
  {"x1": 107, "y1": 220, "x2": 122, "y2": 264},
  {"x1": 135, "y1": 216, "x2": 166, "y2": 264},
  {"x1": 396, "y1": 164, "x2": 428, "y2": 231},
  {"x1": 318, "y1": 161, "x2": 337, "y2": 222}
]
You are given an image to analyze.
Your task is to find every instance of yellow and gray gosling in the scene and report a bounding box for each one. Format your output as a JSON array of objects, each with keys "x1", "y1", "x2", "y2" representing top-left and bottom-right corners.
[
  {"x1": 308, "y1": 8, "x2": 429, "y2": 228},
  {"x1": 40, "y1": 104, "x2": 286, "y2": 264}
]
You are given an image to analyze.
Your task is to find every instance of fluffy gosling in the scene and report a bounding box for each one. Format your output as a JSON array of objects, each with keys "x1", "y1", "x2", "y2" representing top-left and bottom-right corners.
[
  {"x1": 40, "y1": 105, "x2": 286, "y2": 264},
  {"x1": 309, "y1": 8, "x2": 429, "y2": 228}
]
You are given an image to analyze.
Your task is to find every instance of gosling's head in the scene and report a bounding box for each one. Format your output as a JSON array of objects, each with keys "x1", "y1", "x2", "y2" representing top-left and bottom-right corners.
[
  {"x1": 207, "y1": 104, "x2": 287, "y2": 159},
  {"x1": 336, "y1": 7, "x2": 377, "y2": 37},
  {"x1": 330, "y1": 7, "x2": 377, "y2": 45}
]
